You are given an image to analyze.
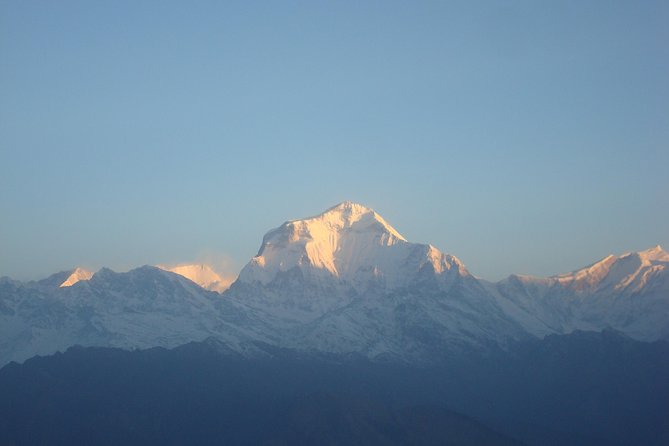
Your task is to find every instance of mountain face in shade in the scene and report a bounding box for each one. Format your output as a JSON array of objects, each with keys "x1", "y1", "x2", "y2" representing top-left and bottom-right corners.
[
  {"x1": 1, "y1": 202, "x2": 668, "y2": 367},
  {"x1": 0, "y1": 341, "x2": 531, "y2": 446},
  {"x1": 1, "y1": 331, "x2": 667, "y2": 446}
]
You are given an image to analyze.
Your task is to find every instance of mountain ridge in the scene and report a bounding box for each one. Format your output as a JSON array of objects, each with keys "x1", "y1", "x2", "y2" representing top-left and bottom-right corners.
[{"x1": 1, "y1": 201, "x2": 667, "y2": 366}]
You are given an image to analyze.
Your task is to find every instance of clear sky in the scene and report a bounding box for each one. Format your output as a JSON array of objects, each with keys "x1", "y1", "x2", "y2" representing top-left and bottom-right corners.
[{"x1": 1, "y1": 0, "x2": 668, "y2": 281}]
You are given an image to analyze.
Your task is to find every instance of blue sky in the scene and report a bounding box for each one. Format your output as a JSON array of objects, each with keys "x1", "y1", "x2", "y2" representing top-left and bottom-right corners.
[{"x1": 1, "y1": 0, "x2": 668, "y2": 281}]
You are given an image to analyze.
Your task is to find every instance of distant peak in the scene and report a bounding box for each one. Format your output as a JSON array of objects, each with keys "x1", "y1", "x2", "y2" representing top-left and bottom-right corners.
[
  {"x1": 644, "y1": 244, "x2": 665, "y2": 253},
  {"x1": 59, "y1": 267, "x2": 94, "y2": 287},
  {"x1": 325, "y1": 201, "x2": 373, "y2": 215},
  {"x1": 156, "y1": 263, "x2": 233, "y2": 292},
  {"x1": 637, "y1": 245, "x2": 669, "y2": 262}
]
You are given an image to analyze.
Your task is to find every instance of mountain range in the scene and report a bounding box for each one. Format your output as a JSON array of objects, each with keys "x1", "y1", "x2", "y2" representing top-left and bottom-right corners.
[{"x1": 1, "y1": 201, "x2": 667, "y2": 366}]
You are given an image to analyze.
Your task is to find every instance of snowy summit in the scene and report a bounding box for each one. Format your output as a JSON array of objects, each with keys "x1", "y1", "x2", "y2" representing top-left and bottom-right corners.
[
  {"x1": 156, "y1": 263, "x2": 233, "y2": 292},
  {"x1": 238, "y1": 201, "x2": 468, "y2": 290},
  {"x1": 59, "y1": 267, "x2": 94, "y2": 287}
]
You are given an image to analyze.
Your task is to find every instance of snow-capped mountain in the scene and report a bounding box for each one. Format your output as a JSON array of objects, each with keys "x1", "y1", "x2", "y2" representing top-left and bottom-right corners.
[
  {"x1": 1, "y1": 201, "x2": 667, "y2": 367},
  {"x1": 238, "y1": 201, "x2": 468, "y2": 292},
  {"x1": 156, "y1": 263, "x2": 233, "y2": 292},
  {"x1": 0, "y1": 267, "x2": 261, "y2": 366},
  {"x1": 59, "y1": 267, "x2": 94, "y2": 287},
  {"x1": 489, "y1": 245, "x2": 669, "y2": 340},
  {"x1": 228, "y1": 201, "x2": 528, "y2": 358}
]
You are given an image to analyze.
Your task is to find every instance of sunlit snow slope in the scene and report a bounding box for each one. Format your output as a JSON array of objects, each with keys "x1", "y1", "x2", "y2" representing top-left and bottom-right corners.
[{"x1": 157, "y1": 263, "x2": 233, "y2": 292}]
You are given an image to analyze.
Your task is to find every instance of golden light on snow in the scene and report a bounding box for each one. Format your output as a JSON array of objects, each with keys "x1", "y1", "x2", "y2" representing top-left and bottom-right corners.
[
  {"x1": 156, "y1": 263, "x2": 234, "y2": 292},
  {"x1": 59, "y1": 267, "x2": 94, "y2": 287}
]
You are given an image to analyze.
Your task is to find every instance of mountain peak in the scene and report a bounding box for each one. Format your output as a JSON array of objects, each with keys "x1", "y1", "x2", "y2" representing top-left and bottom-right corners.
[
  {"x1": 322, "y1": 201, "x2": 376, "y2": 219},
  {"x1": 326, "y1": 200, "x2": 371, "y2": 213},
  {"x1": 300, "y1": 201, "x2": 406, "y2": 243},
  {"x1": 528, "y1": 245, "x2": 669, "y2": 294},
  {"x1": 156, "y1": 263, "x2": 233, "y2": 292},
  {"x1": 59, "y1": 267, "x2": 94, "y2": 287},
  {"x1": 238, "y1": 202, "x2": 466, "y2": 288},
  {"x1": 636, "y1": 245, "x2": 668, "y2": 262}
]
